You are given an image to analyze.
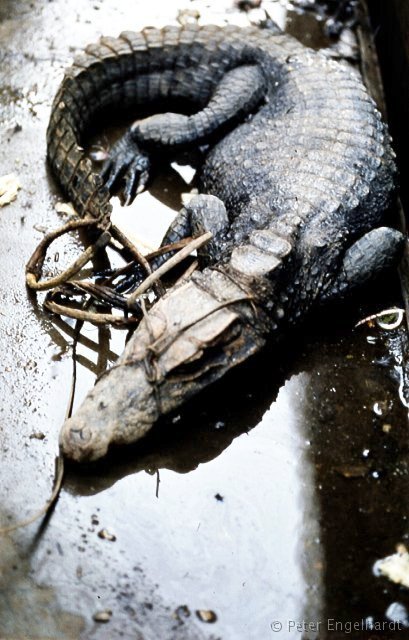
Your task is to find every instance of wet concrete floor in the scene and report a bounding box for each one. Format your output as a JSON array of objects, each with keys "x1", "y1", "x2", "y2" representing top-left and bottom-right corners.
[{"x1": 1, "y1": 1, "x2": 409, "y2": 638}]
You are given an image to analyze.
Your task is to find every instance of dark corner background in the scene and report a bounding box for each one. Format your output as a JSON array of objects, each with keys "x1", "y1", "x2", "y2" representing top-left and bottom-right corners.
[{"x1": 369, "y1": 1, "x2": 409, "y2": 213}]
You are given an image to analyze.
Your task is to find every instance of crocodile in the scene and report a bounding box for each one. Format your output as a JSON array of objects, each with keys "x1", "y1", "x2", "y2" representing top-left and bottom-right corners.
[{"x1": 44, "y1": 23, "x2": 404, "y2": 462}]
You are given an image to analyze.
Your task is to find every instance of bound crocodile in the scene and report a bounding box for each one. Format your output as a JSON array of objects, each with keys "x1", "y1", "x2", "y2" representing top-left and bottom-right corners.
[{"x1": 44, "y1": 23, "x2": 404, "y2": 462}]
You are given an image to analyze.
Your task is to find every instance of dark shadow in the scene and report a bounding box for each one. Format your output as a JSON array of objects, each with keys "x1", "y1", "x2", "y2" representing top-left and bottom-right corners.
[{"x1": 369, "y1": 2, "x2": 409, "y2": 214}]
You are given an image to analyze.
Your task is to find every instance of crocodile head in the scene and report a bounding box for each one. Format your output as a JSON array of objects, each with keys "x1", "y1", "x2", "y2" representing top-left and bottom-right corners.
[{"x1": 59, "y1": 267, "x2": 268, "y2": 463}]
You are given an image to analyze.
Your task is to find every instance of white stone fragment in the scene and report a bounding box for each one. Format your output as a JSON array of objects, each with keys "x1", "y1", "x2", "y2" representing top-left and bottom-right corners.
[
  {"x1": 55, "y1": 201, "x2": 77, "y2": 216},
  {"x1": 374, "y1": 548, "x2": 409, "y2": 588},
  {"x1": 0, "y1": 173, "x2": 21, "y2": 206}
]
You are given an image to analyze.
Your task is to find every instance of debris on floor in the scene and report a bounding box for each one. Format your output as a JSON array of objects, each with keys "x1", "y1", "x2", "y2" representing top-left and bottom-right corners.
[
  {"x1": 374, "y1": 546, "x2": 409, "y2": 588},
  {"x1": 0, "y1": 173, "x2": 21, "y2": 206}
]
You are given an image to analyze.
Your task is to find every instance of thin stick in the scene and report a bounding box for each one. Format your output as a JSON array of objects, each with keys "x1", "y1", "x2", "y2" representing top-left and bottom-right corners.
[
  {"x1": 110, "y1": 224, "x2": 166, "y2": 297},
  {"x1": 66, "y1": 280, "x2": 128, "y2": 309},
  {"x1": 127, "y1": 231, "x2": 212, "y2": 309},
  {"x1": 65, "y1": 315, "x2": 84, "y2": 421},
  {"x1": 45, "y1": 299, "x2": 138, "y2": 327},
  {"x1": 26, "y1": 217, "x2": 102, "y2": 281},
  {"x1": 50, "y1": 314, "x2": 119, "y2": 360},
  {"x1": 156, "y1": 469, "x2": 160, "y2": 499},
  {"x1": 103, "y1": 238, "x2": 194, "y2": 288},
  {"x1": 110, "y1": 224, "x2": 152, "y2": 276},
  {"x1": 102, "y1": 261, "x2": 134, "y2": 285},
  {"x1": 396, "y1": 197, "x2": 409, "y2": 334},
  {"x1": 146, "y1": 237, "x2": 193, "y2": 261},
  {"x1": 0, "y1": 456, "x2": 64, "y2": 535},
  {"x1": 26, "y1": 229, "x2": 111, "y2": 291},
  {"x1": 355, "y1": 307, "x2": 404, "y2": 329}
]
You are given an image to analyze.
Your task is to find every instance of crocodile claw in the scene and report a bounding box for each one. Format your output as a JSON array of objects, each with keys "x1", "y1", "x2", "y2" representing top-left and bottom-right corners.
[
  {"x1": 101, "y1": 131, "x2": 151, "y2": 204},
  {"x1": 123, "y1": 167, "x2": 149, "y2": 205}
]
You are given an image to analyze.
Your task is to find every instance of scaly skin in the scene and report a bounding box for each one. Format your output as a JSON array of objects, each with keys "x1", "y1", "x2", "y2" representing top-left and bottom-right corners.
[{"x1": 46, "y1": 24, "x2": 403, "y2": 461}]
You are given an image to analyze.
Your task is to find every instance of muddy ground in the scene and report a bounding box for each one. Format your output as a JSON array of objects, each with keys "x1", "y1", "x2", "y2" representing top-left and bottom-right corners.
[{"x1": 1, "y1": 1, "x2": 409, "y2": 639}]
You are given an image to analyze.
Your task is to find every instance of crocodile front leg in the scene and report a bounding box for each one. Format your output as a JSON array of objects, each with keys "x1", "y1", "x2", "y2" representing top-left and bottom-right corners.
[
  {"x1": 114, "y1": 194, "x2": 230, "y2": 293},
  {"x1": 101, "y1": 64, "x2": 267, "y2": 203},
  {"x1": 160, "y1": 194, "x2": 229, "y2": 264}
]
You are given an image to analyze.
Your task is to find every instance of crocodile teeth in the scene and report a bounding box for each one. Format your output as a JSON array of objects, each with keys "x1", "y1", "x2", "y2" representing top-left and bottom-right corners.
[
  {"x1": 250, "y1": 229, "x2": 292, "y2": 258},
  {"x1": 230, "y1": 245, "x2": 281, "y2": 277}
]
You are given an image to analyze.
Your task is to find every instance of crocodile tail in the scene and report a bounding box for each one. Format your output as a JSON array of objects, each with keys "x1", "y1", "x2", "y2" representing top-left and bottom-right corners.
[
  {"x1": 45, "y1": 24, "x2": 231, "y2": 221},
  {"x1": 47, "y1": 103, "x2": 111, "y2": 221},
  {"x1": 46, "y1": 28, "x2": 162, "y2": 220},
  {"x1": 46, "y1": 30, "x2": 152, "y2": 219}
]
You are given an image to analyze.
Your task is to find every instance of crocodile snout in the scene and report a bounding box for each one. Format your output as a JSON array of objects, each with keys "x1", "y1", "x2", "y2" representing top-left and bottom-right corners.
[{"x1": 59, "y1": 418, "x2": 110, "y2": 463}]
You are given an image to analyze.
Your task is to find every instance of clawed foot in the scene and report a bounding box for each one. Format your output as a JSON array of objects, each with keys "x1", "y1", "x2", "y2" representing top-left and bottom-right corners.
[{"x1": 101, "y1": 131, "x2": 151, "y2": 205}]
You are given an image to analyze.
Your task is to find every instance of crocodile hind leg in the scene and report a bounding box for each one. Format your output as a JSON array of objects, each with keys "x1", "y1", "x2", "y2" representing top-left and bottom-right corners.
[
  {"x1": 322, "y1": 226, "x2": 405, "y2": 301},
  {"x1": 101, "y1": 64, "x2": 266, "y2": 204},
  {"x1": 115, "y1": 194, "x2": 229, "y2": 293}
]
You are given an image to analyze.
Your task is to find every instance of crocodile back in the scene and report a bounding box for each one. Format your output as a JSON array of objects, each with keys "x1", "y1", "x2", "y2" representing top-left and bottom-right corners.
[{"x1": 200, "y1": 46, "x2": 396, "y2": 247}]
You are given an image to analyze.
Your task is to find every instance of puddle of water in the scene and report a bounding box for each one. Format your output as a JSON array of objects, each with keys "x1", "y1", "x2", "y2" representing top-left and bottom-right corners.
[{"x1": 0, "y1": 1, "x2": 408, "y2": 639}]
